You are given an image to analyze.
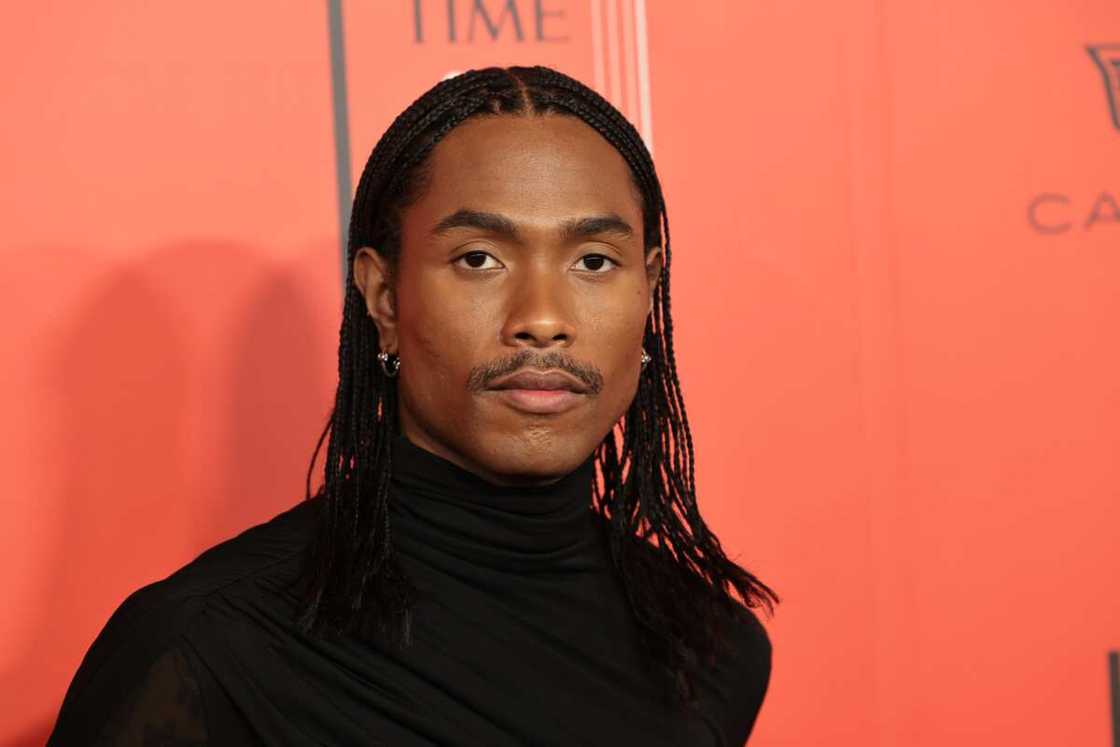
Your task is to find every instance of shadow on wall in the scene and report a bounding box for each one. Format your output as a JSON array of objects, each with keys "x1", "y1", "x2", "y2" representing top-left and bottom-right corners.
[
  {"x1": 219, "y1": 259, "x2": 335, "y2": 543},
  {"x1": 1, "y1": 240, "x2": 336, "y2": 745}
]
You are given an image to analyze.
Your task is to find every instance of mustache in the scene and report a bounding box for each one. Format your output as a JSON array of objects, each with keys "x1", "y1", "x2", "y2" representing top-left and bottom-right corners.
[{"x1": 468, "y1": 349, "x2": 603, "y2": 395}]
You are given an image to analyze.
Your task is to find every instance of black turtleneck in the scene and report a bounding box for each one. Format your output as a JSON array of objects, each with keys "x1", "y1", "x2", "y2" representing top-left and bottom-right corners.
[{"x1": 48, "y1": 434, "x2": 772, "y2": 746}]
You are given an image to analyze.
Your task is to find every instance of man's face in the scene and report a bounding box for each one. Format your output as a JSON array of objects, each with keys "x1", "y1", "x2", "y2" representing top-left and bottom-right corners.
[{"x1": 354, "y1": 114, "x2": 662, "y2": 485}]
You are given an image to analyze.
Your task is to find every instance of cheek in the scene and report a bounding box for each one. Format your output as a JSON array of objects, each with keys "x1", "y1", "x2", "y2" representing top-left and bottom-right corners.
[
  {"x1": 589, "y1": 282, "x2": 649, "y2": 352},
  {"x1": 588, "y1": 298, "x2": 649, "y2": 405},
  {"x1": 395, "y1": 275, "x2": 484, "y2": 408}
]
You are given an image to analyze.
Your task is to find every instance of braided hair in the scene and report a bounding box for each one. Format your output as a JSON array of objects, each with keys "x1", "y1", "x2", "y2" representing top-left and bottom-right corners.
[{"x1": 296, "y1": 65, "x2": 779, "y2": 708}]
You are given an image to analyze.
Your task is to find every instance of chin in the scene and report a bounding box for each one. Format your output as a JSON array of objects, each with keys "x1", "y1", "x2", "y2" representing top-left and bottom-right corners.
[{"x1": 474, "y1": 431, "x2": 591, "y2": 478}]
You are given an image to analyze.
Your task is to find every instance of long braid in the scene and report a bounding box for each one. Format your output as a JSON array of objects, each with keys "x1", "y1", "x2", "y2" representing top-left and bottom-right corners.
[{"x1": 295, "y1": 65, "x2": 779, "y2": 705}]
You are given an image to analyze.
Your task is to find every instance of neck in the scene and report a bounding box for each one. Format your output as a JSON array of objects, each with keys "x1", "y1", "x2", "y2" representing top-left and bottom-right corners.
[{"x1": 387, "y1": 433, "x2": 603, "y2": 572}]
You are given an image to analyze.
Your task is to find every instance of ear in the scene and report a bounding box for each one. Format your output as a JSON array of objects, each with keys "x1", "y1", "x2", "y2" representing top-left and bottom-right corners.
[
  {"x1": 353, "y1": 247, "x2": 399, "y2": 352},
  {"x1": 644, "y1": 246, "x2": 664, "y2": 317}
]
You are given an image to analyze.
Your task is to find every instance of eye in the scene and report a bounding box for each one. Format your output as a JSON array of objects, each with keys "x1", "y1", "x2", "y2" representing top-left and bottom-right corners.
[
  {"x1": 454, "y1": 250, "x2": 503, "y2": 270},
  {"x1": 574, "y1": 254, "x2": 618, "y2": 273}
]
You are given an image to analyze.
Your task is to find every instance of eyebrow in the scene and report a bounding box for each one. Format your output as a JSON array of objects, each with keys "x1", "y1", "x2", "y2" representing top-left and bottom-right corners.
[{"x1": 430, "y1": 209, "x2": 634, "y2": 243}]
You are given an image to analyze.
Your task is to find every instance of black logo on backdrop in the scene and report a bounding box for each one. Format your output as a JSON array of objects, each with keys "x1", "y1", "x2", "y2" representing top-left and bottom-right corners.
[
  {"x1": 1028, "y1": 192, "x2": 1120, "y2": 234},
  {"x1": 1087, "y1": 44, "x2": 1120, "y2": 131},
  {"x1": 1025, "y1": 46, "x2": 1120, "y2": 234},
  {"x1": 412, "y1": 0, "x2": 570, "y2": 43}
]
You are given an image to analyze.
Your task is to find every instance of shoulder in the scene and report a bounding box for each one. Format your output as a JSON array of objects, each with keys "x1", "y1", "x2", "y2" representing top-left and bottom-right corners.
[
  {"x1": 724, "y1": 599, "x2": 773, "y2": 669},
  {"x1": 48, "y1": 498, "x2": 319, "y2": 744},
  {"x1": 89, "y1": 497, "x2": 317, "y2": 654},
  {"x1": 153, "y1": 496, "x2": 320, "y2": 602},
  {"x1": 704, "y1": 600, "x2": 774, "y2": 745},
  {"x1": 587, "y1": 514, "x2": 774, "y2": 738}
]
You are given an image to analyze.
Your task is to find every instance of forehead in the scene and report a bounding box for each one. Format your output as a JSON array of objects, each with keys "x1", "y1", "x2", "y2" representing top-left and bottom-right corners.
[{"x1": 415, "y1": 114, "x2": 642, "y2": 223}]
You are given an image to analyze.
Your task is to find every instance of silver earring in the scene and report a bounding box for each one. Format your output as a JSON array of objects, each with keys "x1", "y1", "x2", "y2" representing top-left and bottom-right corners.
[
  {"x1": 377, "y1": 350, "x2": 400, "y2": 378},
  {"x1": 640, "y1": 347, "x2": 651, "y2": 367}
]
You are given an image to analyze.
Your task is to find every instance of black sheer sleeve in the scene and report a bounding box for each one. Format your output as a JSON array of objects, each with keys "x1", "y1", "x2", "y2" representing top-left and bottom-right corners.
[{"x1": 91, "y1": 643, "x2": 208, "y2": 746}]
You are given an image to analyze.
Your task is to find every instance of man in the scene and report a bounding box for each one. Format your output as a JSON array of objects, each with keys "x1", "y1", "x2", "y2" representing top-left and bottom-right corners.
[{"x1": 48, "y1": 65, "x2": 778, "y2": 746}]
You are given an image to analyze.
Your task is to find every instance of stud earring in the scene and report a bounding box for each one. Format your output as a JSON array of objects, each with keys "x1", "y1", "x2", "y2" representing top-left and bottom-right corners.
[
  {"x1": 640, "y1": 348, "x2": 651, "y2": 367},
  {"x1": 377, "y1": 350, "x2": 400, "y2": 378}
]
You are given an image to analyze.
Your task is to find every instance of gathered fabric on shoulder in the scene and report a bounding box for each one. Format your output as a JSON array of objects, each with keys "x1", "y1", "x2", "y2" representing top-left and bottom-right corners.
[{"x1": 48, "y1": 434, "x2": 772, "y2": 746}]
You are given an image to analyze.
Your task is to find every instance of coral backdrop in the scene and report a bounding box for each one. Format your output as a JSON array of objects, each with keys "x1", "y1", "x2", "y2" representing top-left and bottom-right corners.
[{"x1": 3, "y1": 1, "x2": 1118, "y2": 745}]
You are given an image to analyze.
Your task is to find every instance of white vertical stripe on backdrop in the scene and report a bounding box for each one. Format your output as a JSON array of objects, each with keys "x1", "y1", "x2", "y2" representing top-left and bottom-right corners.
[{"x1": 634, "y1": 0, "x2": 654, "y2": 152}]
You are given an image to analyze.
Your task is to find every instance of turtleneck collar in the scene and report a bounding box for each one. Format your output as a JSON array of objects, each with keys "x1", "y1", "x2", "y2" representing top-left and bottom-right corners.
[{"x1": 387, "y1": 433, "x2": 602, "y2": 571}]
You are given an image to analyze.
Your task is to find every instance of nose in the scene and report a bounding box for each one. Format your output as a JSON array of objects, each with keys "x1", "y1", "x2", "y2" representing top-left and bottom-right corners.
[{"x1": 499, "y1": 263, "x2": 577, "y2": 351}]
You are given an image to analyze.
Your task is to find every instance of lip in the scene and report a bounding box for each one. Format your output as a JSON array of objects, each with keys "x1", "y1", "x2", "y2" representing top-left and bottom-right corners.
[
  {"x1": 488, "y1": 369, "x2": 589, "y2": 394},
  {"x1": 486, "y1": 388, "x2": 586, "y2": 415}
]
